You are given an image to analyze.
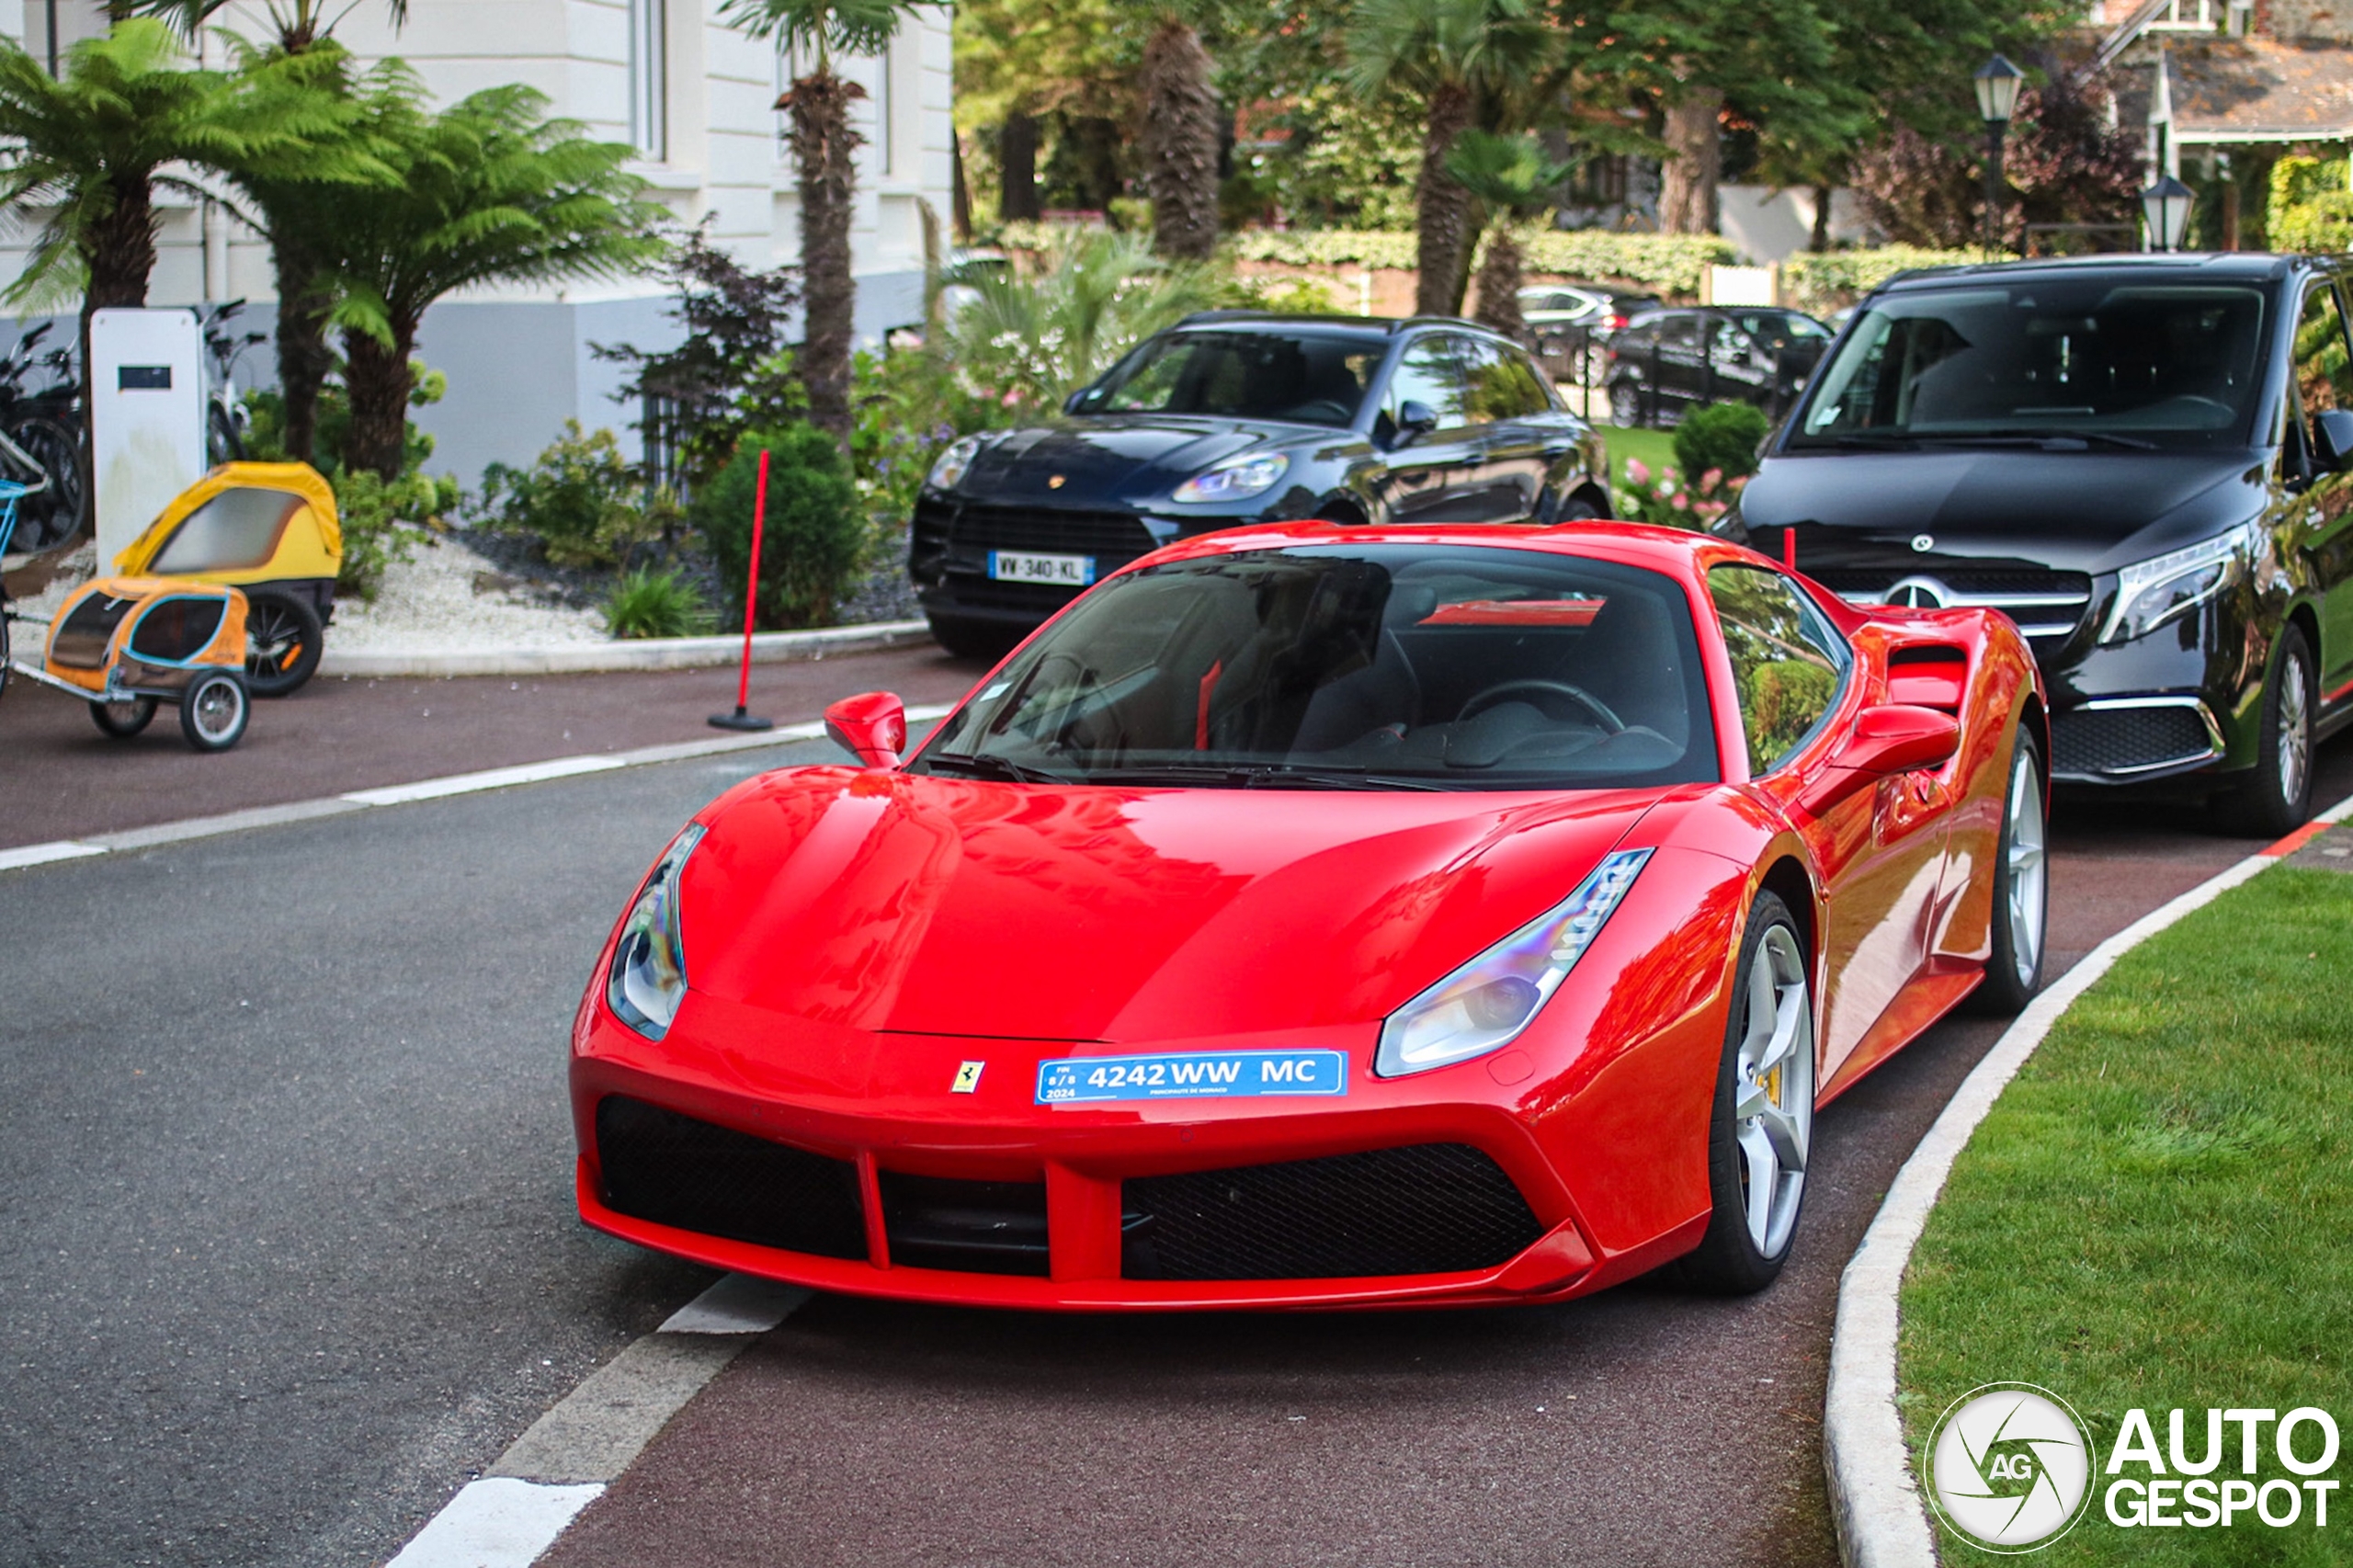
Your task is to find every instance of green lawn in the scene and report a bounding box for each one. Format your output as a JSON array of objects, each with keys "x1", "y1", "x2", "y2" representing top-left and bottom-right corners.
[
  {"x1": 1900, "y1": 862, "x2": 2353, "y2": 1564},
  {"x1": 1594, "y1": 423, "x2": 1677, "y2": 501}
]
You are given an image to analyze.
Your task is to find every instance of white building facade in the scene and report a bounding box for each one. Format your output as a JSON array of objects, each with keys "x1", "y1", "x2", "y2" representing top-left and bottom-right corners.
[{"x1": 0, "y1": 0, "x2": 955, "y2": 483}]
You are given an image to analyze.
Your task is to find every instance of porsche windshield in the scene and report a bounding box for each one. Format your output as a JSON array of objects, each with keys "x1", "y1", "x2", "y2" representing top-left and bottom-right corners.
[
  {"x1": 1077, "y1": 329, "x2": 1386, "y2": 427},
  {"x1": 914, "y1": 545, "x2": 1719, "y2": 790},
  {"x1": 1791, "y1": 280, "x2": 2268, "y2": 451}
]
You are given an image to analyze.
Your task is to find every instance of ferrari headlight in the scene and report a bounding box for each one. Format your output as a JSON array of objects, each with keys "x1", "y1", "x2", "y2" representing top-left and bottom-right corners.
[
  {"x1": 1376, "y1": 848, "x2": 1653, "y2": 1078},
  {"x1": 1173, "y1": 452, "x2": 1288, "y2": 503},
  {"x1": 2100, "y1": 522, "x2": 2258, "y2": 645},
  {"x1": 926, "y1": 435, "x2": 982, "y2": 492},
  {"x1": 606, "y1": 824, "x2": 705, "y2": 1040}
]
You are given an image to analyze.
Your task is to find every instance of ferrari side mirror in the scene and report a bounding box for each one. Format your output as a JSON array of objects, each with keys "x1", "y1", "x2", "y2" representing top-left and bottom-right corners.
[
  {"x1": 1836, "y1": 703, "x2": 1960, "y2": 775},
  {"x1": 824, "y1": 691, "x2": 907, "y2": 768}
]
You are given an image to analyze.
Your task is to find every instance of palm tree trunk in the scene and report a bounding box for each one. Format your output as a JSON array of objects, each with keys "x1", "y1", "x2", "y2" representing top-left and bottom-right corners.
[
  {"x1": 1414, "y1": 80, "x2": 1473, "y2": 316},
  {"x1": 1659, "y1": 85, "x2": 1723, "y2": 235},
  {"x1": 1141, "y1": 18, "x2": 1220, "y2": 262},
  {"x1": 786, "y1": 71, "x2": 860, "y2": 441},
  {"x1": 999, "y1": 111, "x2": 1040, "y2": 222},
  {"x1": 272, "y1": 234, "x2": 335, "y2": 465},
  {"x1": 1471, "y1": 228, "x2": 1523, "y2": 336},
  {"x1": 340, "y1": 321, "x2": 415, "y2": 480}
]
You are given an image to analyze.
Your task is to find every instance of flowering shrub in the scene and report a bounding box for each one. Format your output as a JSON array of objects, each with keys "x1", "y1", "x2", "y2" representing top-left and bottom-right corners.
[{"x1": 1617, "y1": 458, "x2": 1745, "y2": 532}]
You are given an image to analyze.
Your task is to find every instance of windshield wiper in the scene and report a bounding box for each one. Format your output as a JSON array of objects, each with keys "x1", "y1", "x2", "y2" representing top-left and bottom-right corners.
[
  {"x1": 1084, "y1": 764, "x2": 1443, "y2": 792},
  {"x1": 1826, "y1": 431, "x2": 1923, "y2": 449},
  {"x1": 917, "y1": 753, "x2": 1075, "y2": 785},
  {"x1": 1961, "y1": 427, "x2": 2159, "y2": 451}
]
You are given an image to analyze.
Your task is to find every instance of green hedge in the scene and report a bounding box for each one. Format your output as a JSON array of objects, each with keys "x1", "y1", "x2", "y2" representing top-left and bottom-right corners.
[
  {"x1": 1780, "y1": 245, "x2": 1978, "y2": 316},
  {"x1": 1231, "y1": 227, "x2": 1737, "y2": 297}
]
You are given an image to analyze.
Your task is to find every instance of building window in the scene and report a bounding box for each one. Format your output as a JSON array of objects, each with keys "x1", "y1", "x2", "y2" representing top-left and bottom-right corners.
[
  {"x1": 2147, "y1": 0, "x2": 2218, "y2": 28},
  {"x1": 873, "y1": 36, "x2": 895, "y2": 178},
  {"x1": 629, "y1": 0, "x2": 667, "y2": 161}
]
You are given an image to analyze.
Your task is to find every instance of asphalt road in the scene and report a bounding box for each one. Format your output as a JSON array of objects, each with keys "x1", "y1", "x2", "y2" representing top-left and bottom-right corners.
[{"x1": 3, "y1": 732, "x2": 2346, "y2": 1568}]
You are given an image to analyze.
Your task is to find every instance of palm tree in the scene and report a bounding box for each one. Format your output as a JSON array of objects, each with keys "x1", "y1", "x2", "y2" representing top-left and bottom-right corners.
[
  {"x1": 0, "y1": 21, "x2": 335, "y2": 408},
  {"x1": 133, "y1": 0, "x2": 413, "y2": 464},
  {"x1": 312, "y1": 84, "x2": 665, "y2": 478},
  {"x1": 943, "y1": 228, "x2": 1218, "y2": 409},
  {"x1": 719, "y1": 0, "x2": 930, "y2": 442},
  {"x1": 1345, "y1": 0, "x2": 1551, "y2": 317},
  {"x1": 1140, "y1": 15, "x2": 1220, "y2": 261},
  {"x1": 1445, "y1": 130, "x2": 1570, "y2": 337}
]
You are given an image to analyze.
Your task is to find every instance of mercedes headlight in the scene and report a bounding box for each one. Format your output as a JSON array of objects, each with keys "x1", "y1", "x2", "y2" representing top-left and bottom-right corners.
[
  {"x1": 1172, "y1": 452, "x2": 1289, "y2": 504},
  {"x1": 1376, "y1": 849, "x2": 1653, "y2": 1078},
  {"x1": 2100, "y1": 521, "x2": 2259, "y2": 646},
  {"x1": 926, "y1": 435, "x2": 983, "y2": 492},
  {"x1": 607, "y1": 824, "x2": 705, "y2": 1040}
]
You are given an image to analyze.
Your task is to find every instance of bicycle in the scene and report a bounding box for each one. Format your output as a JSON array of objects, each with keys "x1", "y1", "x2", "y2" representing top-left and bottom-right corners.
[
  {"x1": 201, "y1": 300, "x2": 265, "y2": 468},
  {"x1": 0, "y1": 323, "x2": 86, "y2": 555}
]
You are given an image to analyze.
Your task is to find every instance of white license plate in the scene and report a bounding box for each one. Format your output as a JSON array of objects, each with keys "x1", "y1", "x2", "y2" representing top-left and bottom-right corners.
[{"x1": 989, "y1": 550, "x2": 1096, "y2": 586}]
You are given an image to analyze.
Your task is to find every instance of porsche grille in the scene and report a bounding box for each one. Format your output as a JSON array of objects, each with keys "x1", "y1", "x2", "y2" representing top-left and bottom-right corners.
[
  {"x1": 1120, "y1": 1145, "x2": 1543, "y2": 1281},
  {"x1": 595, "y1": 1096, "x2": 867, "y2": 1260}
]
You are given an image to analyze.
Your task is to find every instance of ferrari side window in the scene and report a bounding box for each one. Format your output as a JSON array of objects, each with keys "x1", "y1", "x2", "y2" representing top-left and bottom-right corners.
[{"x1": 1708, "y1": 564, "x2": 1850, "y2": 774}]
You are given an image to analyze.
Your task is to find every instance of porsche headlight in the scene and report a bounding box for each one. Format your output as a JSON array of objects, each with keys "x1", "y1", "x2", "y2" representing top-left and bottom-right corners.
[
  {"x1": 606, "y1": 824, "x2": 705, "y2": 1040},
  {"x1": 1172, "y1": 452, "x2": 1289, "y2": 504},
  {"x1": 926, "y1": 435, "x2": 983, "y2": 492},
  {"x1": 1376, "y1": 848, "x2": 1653, "y2": 1078},
  {"x1": 2100, "y1": 521, "x2": 2258, "y2": 645}
]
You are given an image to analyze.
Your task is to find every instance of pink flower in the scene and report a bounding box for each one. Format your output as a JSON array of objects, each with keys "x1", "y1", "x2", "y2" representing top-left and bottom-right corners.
[
  {"x1": 1626, "y1": 459, "x2": 1649, "y2": 484},
  {"x1": 1696, "y1": 500, "x2": 1727, "y2": 518},
  {"x1": 1728, "y1": 473, "x2": 1749, "y2": 490},
  {"x1": 1700, "y1": 468, "x2": 1723, "y2": 491},
  {"x1": 1669, "y1": 493, "x2": 1688, "y2": 509}
]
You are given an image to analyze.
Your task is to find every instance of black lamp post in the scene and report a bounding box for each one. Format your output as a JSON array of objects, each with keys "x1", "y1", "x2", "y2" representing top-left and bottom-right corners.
[
  {"x1": 1974, "y1": 54, "x2": 2024, "y2": 257},
  {"x1": 2142, "y1": 176, "x2": 2194, "y2": 251}
]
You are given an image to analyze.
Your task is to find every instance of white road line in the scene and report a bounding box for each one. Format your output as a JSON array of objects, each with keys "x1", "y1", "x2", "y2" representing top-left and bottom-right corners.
[
  {"x1": 386, "y1": 1274, "x2": 811, "y2": 1565},
  {"x1": 382, "y1": 1478, "x2": 604, "y2": 1568},
  {"x1": 1824, "y1": 790, "x2": 2353, "y2": 1568},
  {"x1": 0, "y1": 705, "x2": 954, "y2": 875}
]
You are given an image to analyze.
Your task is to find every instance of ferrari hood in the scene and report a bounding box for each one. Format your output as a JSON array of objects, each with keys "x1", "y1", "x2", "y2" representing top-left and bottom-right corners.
[{"x1": 682, "y1": 768, "x2": 1661, "y2": 1044}]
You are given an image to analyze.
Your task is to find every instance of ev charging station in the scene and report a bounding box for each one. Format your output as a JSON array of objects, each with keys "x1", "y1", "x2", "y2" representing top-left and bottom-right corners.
[{"x1": 89, "y1": 307, "x2": 205, "y2": 571}]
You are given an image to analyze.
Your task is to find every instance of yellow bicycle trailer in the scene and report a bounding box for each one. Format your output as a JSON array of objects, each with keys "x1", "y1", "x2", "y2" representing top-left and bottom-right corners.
[{"x1": 113, "y1": 461, "x2": 341, "y2": 696}]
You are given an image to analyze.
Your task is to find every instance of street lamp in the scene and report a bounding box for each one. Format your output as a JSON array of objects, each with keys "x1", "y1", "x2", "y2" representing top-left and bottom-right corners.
[
  {"x1": 2142, "y1": 176, "x2": 2194, "y2": 251},
  {"x1": 1973, "y1": 54, "x2": 2024, "y2": 258}
]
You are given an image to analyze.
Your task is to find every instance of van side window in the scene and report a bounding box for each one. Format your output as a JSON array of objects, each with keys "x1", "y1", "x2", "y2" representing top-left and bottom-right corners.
[{"x1": 2292, "y1": 279, "x2": 2353, "y2": 468}]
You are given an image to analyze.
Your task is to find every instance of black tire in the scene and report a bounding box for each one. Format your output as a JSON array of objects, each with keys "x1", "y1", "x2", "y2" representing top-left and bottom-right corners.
[
  {"x1": 1965, "y1": 727, "x2": 2048, "y2": 1017},
  {"x1": 2213, "y1": 623, "x2": 2317, "y2": 838},
  {"x1": 179, "y1": 671, "x2": 248, "y2": 752},
  {"x1": 1608, "y1": 379, "x2": 1645, "y2": 428},
  {"x1": 242, "y1": 588, "x2": 324, "y2": 697},
  {"x1": 7, "y1": 415, "x2": 86, "y2": 551},
  {"x1": 1549, "y1": 494, "x2": 1600, "y2": 524},
  {"x1": 207, "y1": 402, "x2": 244, "y2": 469},
  {"x1": 1677, "y1": 891, "x2": 1814, "y2": 1296},
  {"x1": 90, "y1": 696, "x2": 157, "y2": 738},
  {"x1": 926, "y1": 612, "x2": 1018, "y2": 664}
]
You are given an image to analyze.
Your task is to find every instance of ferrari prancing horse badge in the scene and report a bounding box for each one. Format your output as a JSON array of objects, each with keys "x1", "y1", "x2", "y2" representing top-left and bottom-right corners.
[{"x1": 951, "y1": 1061, "x2": 984, "y2": 1093}]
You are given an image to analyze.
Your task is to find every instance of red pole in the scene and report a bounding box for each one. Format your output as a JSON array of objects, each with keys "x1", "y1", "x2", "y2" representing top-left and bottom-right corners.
[{"x1": 709, "y1": 449, "x2": 775, "y2": 731}]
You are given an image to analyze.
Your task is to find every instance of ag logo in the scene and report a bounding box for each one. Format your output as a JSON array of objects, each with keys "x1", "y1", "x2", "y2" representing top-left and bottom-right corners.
[{"x1": 1924, "y1": 1383, "x2": 2094, "y2": 1552}]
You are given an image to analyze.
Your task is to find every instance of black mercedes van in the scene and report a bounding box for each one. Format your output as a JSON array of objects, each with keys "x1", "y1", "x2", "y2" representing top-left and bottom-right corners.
[{"x1": 1732, "y1": 253, "x2": 2353, "y2": 835}]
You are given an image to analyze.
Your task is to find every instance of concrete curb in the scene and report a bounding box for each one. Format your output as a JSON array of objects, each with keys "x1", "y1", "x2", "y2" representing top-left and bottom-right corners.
[
  {"x1": 1822, "y1": 789, "x2": 2353, "y2": 1568},
  {"x1": 315, "y1": 619, "x2": 932, "y2": 679}
]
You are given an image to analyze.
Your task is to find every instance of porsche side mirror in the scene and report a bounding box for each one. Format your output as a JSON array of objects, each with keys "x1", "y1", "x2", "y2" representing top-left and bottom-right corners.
[
  {"x1": 1393, "y1": 399, "x2": 1439, "y2": 446},
  {"x1": 2314, "y1": 408, "x2": 2353, "y2": 473},
  {"x1": 1063, "y1": 387, "x2": 1092, "y2": 416},
  {"x1": 824, "y1": 691, "x2": 907, "y2": 768},
  {"x1": 1836, "y1": 703, "x2": 1960, "y2": 776}
]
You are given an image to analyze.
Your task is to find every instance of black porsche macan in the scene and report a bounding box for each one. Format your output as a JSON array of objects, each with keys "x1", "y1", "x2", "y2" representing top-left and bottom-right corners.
[{"x1": 908, "y1": 312, "x2": 1609, "y2": 658}]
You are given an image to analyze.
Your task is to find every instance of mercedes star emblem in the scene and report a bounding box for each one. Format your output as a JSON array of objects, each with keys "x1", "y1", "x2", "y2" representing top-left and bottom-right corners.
[
  {"x1": 1910, "y1": 533, "x2": 1935, "y2": 552},
  {"x1": 1886, "y1": 575, "x2": 1951, "y2": 609}
]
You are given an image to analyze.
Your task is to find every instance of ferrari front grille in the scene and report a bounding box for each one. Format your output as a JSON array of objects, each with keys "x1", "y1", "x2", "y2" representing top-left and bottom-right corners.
[
  {"x1": 879, "y1": 1171, "x2": 1051, "y2": 1277},
  {"x1": 594, "y1": 1096, "x2": 868, "y2": 1260},
  {"x1": 1120, "y1": 1144, "x2": 1543, "y2": 1282}
]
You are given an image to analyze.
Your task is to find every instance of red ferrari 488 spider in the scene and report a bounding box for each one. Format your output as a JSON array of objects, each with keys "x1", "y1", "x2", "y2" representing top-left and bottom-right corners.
[{"x1": 572, "y1": 521, "x2": 2046, "y2": 1310}]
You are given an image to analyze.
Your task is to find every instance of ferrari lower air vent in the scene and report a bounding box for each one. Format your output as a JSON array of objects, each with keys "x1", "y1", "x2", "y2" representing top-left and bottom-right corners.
[
  {"x1": 1120, "y1": 1144, "x2": 1542, "y2": 1281},
  {"x1": 595, "y1": 1096, "x2": 868, "y2": 1260},
  {"x1": 880, "y1": 1172, "x2": 1051, "y2": 1276}
]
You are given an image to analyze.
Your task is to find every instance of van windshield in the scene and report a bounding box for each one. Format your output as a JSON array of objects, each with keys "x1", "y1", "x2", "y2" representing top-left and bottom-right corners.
[{"x1": 1790, "y1": 280, "x2": 2268, "y2": 451}]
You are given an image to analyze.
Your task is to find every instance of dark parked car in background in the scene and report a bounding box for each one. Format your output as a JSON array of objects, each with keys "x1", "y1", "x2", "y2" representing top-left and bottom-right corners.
[
  {"x1": 1606, "y1": 306, "x2": 1834, "y2": 428},
  {"x1": 1731, "y1": 252, "x2": 2353, "y2": 834},
  {"x1": 910, "y1": 312, "x2": 1610, "y2": 657},
  {"x1": 1520, "y1": 283, "x2": 1660, "y2": 378}
]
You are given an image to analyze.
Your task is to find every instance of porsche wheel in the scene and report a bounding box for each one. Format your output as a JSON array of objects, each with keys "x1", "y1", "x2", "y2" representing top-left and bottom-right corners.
[
  {"x1": 1966, "y1": 728, "x2": 2047, "y2": 1016},
  {"x1": 90, "y1": 696, "x2": 157, "y2": 738},
  {"x1": 1680, "y1": 892, "x2": 1813, "y2": 1294},
  {"x1": 179, "y1": 672, "x2": 248, "y2": 752}
]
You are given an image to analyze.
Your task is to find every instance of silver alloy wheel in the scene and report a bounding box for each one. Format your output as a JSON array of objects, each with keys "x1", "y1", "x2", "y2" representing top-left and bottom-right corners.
[
  {"x1": 189, "y1": 677, "x2": 244, "y2": 743},
  {"x1": 2006, "y1": 744, "x2": 2048, "y2": 988},
  {"x1": 1733, "y1": 923, "x2": 1813, "y2": 1258},
  {"x1": 2279, "y1": 642, "x2": 2312, "y2": 812}
]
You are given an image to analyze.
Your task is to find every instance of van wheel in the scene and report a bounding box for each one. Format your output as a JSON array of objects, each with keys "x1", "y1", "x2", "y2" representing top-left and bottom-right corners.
[{"x1": 2213, "y1": 624, "x2": 2314, "y2": 838}]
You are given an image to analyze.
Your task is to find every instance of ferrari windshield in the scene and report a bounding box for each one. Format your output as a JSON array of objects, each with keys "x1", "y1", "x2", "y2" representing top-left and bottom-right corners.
[
  {"x1": 1791, "y1": 279, "x2": 2268, "y2": 451},
  {"x1": 1074, "y1": 329, "x2": 1387, "y2": 427},
  {"x1": 913, "y1": 544, "x2": 1719, "y2": 790}
]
